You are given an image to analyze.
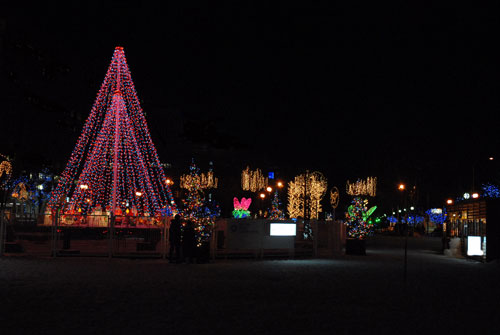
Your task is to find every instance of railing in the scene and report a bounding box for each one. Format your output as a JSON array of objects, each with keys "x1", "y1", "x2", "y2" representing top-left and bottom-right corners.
[
  {"x1": 211, "y1": 219, "x2": 346, "y2": 260},
  {"x1": 1, "y1": 215, "x2": 346, "y2": 261},
  {"x1": 1, "y1": 213, "x2": 171, "y2": 258},
  {"x1": 448, "y1": 219, "x2": 486, "y2": 260}
]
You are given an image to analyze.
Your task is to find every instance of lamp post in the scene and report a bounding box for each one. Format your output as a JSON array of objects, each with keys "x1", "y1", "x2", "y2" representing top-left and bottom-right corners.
[
  {"x1": 258, "y1": 192, "x2": 266, "y2": 218},
  {"x1": 398, "y1": 183, "x2": 409, "y2": 283}
]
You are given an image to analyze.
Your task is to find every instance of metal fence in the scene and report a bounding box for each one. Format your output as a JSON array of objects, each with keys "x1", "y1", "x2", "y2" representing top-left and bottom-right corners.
[
  {"x1": 448, "y1": 219, "x2": 487, "y2": 259},
  {"x1": 1, "y1": 214, "x2": 346, "y2": 260},
  {"x1": 211, "y1": 219, "x2": 346, "y2": 260},
  {"x1": 0, "y1": 213, "x2": 171, "y2": 258}
]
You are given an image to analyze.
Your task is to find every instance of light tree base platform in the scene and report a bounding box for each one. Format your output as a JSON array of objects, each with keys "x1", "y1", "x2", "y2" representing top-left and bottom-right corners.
[{"x1": 345, "y1": 238, "x2": 366, "y2": 255}]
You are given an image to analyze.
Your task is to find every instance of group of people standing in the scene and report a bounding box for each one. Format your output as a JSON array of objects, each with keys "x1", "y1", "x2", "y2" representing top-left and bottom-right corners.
[{"x1": 168, "y1": 214, "x2": 197, "y2": 263}]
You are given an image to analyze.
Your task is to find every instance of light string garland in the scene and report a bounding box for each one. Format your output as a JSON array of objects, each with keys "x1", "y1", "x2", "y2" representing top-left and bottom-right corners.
[
  {"x1": 12, "y1": 182, "x2": 28, "y2": 201},
  {"x1": 268, "y1": 191, "x2": 285, "y2": 220},
  {"x1": 0, "y1": 161, "x2": 12, "y2": 178},
  {"x1": 233, "y1": 197, "x2": 251, "y2": 218},
  {"x1": 47, "y1": 46, "x2": 176, "y2": 217},
  {"x1": 345, "y1": 197, "x2": 377, "y2": 239},
  {"x1": 425, "y1": 208, "x2": 447, "y2": 225},
  {"x1": 241, "y1": 166, "x2": 268, "y2": 192},
  {"x1": 481, "y1": 183, "x2": 500, "y2": 198},
  {"x1": 0, "y1": 154, "x2": 12, "y2": 188},
  {"x1": 180, "y1": 170, "x2": 218, "y2": 190},
  {"x1": 181, "y1": 160, "x2": 220, "y2": 245},
  {"x1": 330, "y1": 186, "x2": 340, "y2": 209},
  {"x1": 287, "y1": 171, "x2": 327, "y2": 219},
  {"x1": 346, "y1": 177, "x2": 377, "y2": 197}
]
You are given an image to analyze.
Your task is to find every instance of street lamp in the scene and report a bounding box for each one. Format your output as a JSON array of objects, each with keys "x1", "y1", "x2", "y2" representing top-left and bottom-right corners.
[
  {"x1": 258, "y1": 192, "x2": 266, "y2": 218},
  {"x1": 398, "y1": 183, "x2": 409, "y2": 283}
]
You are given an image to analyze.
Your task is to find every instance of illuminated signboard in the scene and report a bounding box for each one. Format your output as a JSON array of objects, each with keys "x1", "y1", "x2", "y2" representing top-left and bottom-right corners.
[
  {"x1": 467, "y1": 236, "x2": 484, "y2": 256},
  {"x1": 430, "y1": 208, "x2": 442, "y2": 215},
  {"x1": 270, "y1": 223, "x2": 296, "y2": 236}
]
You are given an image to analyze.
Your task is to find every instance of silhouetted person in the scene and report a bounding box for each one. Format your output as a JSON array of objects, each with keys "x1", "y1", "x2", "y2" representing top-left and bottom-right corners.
[
  {"x1": 169, "y1": 215, "x2": 182, "y2": 263},
  {"x1": 182, "y1": 220, "x2": 196, "y2": 263}
]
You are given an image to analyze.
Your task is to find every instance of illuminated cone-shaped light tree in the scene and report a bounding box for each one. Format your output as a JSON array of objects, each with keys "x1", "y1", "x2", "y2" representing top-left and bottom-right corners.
[
  {"x1": 268, "y1": 191, "x2": 285, "y2": 220},
  {"x1": 48, "y1": 47, "x2": 176, "y2": 217}
]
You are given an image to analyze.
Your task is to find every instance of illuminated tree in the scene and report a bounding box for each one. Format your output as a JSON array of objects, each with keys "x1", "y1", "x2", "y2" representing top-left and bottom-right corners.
[
  {"x1": 0, "y1": 156, "x2": 12, "y2": 180},
  {"x1": 287, "y1": 171, "x2": 327, "y2": 219},
  {"x1": 481, "y1": 183, "x2": 500, "y2": 198},
  {"x1": 181, "y1": 160, "x2": 220, "y2": 245},
  {"x1": 425, "y1": 209, "x2": 446, "y2": 226},
  {"x1": 0, "y1": 154, "x2": 12, "y2": 209},
  {"x1": 47, "y1": 47, "x2": 176, "y2": 217},
  {"x1": 345, "y1": 197, "x2": 377, "y2": 239},
  {"x1": 268, "y1": 191, "x2": 285, "y2": 220}
]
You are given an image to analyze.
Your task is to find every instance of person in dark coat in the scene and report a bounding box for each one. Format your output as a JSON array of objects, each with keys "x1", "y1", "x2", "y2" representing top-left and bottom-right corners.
[
  {"x1": 168, "y1": 214, "x2": 182, "y2": 263},
  {"x1": 182, "y1": 220, "x2": 197, "y2": 263}
]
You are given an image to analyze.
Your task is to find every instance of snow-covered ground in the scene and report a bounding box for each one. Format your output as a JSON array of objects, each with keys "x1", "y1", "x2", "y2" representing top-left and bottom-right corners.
[{"x1": 1, "y1": 235, "x2": 499, "y2": 334}]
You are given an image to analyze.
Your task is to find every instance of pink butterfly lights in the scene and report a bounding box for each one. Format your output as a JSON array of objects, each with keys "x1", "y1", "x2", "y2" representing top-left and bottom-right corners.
[{"x1": 233, "y1": 197, "x2": 252, "y2": 218}]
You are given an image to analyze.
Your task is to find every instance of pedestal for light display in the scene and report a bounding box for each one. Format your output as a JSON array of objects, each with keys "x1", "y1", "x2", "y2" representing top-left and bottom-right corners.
[{"x1": 345, "y1": 238, "x2": 366, "y2": 255}]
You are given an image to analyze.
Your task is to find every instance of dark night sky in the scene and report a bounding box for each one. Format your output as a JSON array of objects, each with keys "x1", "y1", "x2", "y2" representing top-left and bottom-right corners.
[{"x1": 1, "y1": 2, "x2": 499, "y2": 210}]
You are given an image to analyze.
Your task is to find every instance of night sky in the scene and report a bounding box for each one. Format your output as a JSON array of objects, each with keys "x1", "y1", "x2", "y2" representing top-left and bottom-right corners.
[{"x1": 1, "y1": 2, "x2": 499, "y2": 211}]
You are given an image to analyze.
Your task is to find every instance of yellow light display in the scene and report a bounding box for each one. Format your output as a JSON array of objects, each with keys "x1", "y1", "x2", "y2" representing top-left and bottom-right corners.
[
  {"x1": 330, "y1": 186, "x2": 340, "y2": 209},
  {"x1": 0, "y1": 160, "x2": 12, "y2": 178},
  {"x1": 287, "y1": 171, "x2": 327, "y2": 219},
  {"x1": 241, "y1": 166, "x2": 268, "y2": 192},
  {"x1": 346, "y1": 177, "x2": 377, "y2": 197},
  {"x1": 12, "y1": 182, "x2": 29, "y2": 201},
  {"x1": 180, "y1": 170, "x2": 218, "y2": 190}
]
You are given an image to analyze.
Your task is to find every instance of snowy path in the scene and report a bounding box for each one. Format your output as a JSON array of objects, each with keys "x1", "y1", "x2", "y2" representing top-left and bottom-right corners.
[{"x1": 1, "y1": 235, "x2": 498, "y2": 334}]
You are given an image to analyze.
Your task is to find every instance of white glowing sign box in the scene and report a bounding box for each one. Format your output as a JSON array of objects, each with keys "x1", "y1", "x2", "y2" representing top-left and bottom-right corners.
[
  {"x1": 270, "y1": 223, "x2": 296, "y2": 236},
  {"x1": 430, "y1": 208, "x2": 443, "y2": 215},
  {"x1": 467, "y1": 236, "x2": 484, "y2": 256}
]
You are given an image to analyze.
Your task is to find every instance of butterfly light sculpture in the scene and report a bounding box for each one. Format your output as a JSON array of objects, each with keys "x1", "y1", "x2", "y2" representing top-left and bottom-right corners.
[{"x1": 232, "y1": 197, "x2": 252, "y2": 219}]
